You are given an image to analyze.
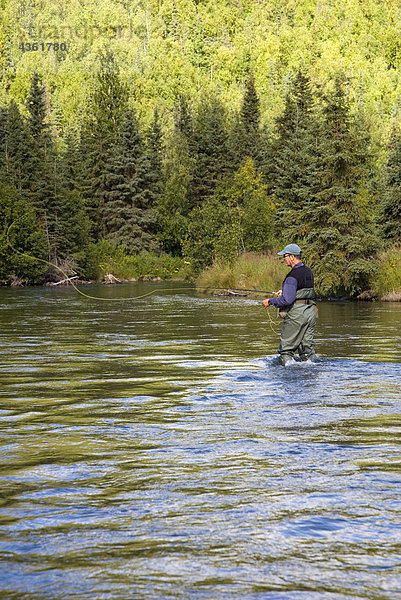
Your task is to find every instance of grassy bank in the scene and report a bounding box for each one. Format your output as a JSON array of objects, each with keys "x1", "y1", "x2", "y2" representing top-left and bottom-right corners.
[
  {"x1": 196, "y1": 249, "x2": 401, "y2": 301},
  {"x1": 196, "y1": 253, "x2": 288, "y2": 296}
]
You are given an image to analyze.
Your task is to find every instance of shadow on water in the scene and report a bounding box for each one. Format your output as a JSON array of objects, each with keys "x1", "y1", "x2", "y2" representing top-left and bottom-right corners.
[{"x1": 0, "y1": 284, "x2": 400, "y2": 599}]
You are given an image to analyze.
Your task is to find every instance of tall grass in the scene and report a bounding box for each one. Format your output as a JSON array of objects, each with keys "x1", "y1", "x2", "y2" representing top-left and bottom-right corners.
[
  {"x1": 196, "y1": 252, "x2": 288, "y2": 294},
  {"x1": 371, "y1": 246, "x2": 401, "y2": 300}
]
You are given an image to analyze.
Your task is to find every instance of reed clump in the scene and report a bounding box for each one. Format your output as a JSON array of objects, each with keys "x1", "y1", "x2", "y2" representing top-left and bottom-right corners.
[
  {"x1": 371, "y1": 246, "x2": 401, "y2": 300},
  {"x1": 196, "y1": 252, "x2": 288, "y2": 294}
]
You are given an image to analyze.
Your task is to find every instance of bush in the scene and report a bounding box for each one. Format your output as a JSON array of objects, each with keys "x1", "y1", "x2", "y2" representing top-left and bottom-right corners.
[
  {"x1": 0, "y1": 184, "x2": 47, "y2": 284},
  {"x1": 371, "y1": 246, "x2": 401, "y2": 296},
  {"x1": 80, "y1": 240, "x2": 193, "y2": 281}
]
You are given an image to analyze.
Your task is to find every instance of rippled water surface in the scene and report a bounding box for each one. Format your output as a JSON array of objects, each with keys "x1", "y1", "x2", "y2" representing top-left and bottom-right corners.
[{"x1": 1, "y1": 284, "x2": 401, "y2": 599}]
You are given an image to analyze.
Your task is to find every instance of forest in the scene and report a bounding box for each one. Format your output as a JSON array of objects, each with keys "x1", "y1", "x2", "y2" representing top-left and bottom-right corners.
[{"x1": 1, "y1": 0, "x2": 401, "y2": 297}]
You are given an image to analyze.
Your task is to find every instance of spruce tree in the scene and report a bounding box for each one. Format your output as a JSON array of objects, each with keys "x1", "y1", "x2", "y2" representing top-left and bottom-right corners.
[
  {"x1": 147, "y1": 108, "x2": 163, "y2": 199},
  {"x1": 380, "y1": 123, "x2": 401, "y2": 242},
  {"x1": 191, "y1": 93, "x2": 229, "y2": 206},
  {"x1": 156, "y1": 129, "x2": 194, "y2": 255},
  {"x1": 80, "y1": 51, "x2": 128, "y2": 239},
  {"x1": 0, "y1": 106, "x2": 8, "y2": 176},
  {"x1": 302, "y1": 77, "x2": 379, "y2": 295},
  {"x1": 174, "y1": 94, "x2": 193, "y2": 143},
  {"x1": 103, "y1": 109, "x2": 157, "y2": 253},
  {"x1": 26, "y1": 74, "x2": 89, "y2": 261},
  {"x1": 1, "y1": 101, "x2": 32, "y2": 194},
  {"x1": 156, "y1": 95, "x2": 195, "y2": 255},
  {"x1": 61, "y1": 129, "x2": 81, "y2": 191},
  {"x1": 25, "y1": 73, "x2": 57, "y2": 231},
  {"x1": 59, "y1": 130, "x2": 91, "y2": 256},
  {"x1": 229, "y1": 72, "x2": 262, "y2": 170},
  {"x1": 268, "y1": 71, "x2": 319, "y2": 240}
]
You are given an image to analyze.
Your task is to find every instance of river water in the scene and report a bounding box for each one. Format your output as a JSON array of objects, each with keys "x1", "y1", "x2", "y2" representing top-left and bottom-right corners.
[{"x1": 0, "y1": 283, "x2": 400, "y2": 599}]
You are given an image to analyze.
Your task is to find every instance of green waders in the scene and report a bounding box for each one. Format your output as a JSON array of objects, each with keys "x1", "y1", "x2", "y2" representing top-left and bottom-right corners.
[{"x1": 278, "y1": 289, "x2": 317, "y2": 365}]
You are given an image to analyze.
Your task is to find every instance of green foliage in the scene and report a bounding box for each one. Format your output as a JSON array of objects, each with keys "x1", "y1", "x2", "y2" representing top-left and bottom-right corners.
[
  {"x1": 80, "y1": 240, "x2": 192, "y2": 281},
  {"x1": 2, "y1": 3, "x2": 401, "y2": 295},
  {"x1": 302, "y1": 78, "x2": 380, "y2": 296},
  {"x1": 371, "y1": 246, "x2": 401, "y2": 296},
  {"x1": 156, "y1": 130, "x2": 194, "y2": 255},
  {"x1": 147, "y1": 109, "x2": 164, "y2": 199},
  {"x1": 1, "y1": 100, "x2": 32, "y2": 194},
  {"x1": 230, "y1": 158, "x2": 276, "y2": 253},
  {"x1": 185, "y1": 159, "x2": 275, "y2": 271},
  {"x1": 380, "y1": 123, "x2": 401, "y2": 242},
  {"x1": 80, "y1": 239, "x2": 127, "y2": 281},
  {"x1": 0, "y1": 184, "x2": 47, "y2": 284},
  {"x1": 229, "y1": 72, "x2": 263, "y2": 170},
  {"x1": 102, "y1": 252, "x2": 193, "y2": 282},
  {"x1": 184, "y1": 195, "x2": 231, "y2": 272},
  {"x1": 3, "y1": 0, "x2": 401, "y2": 145},
  {"x1": 191, "y1": 92, "x2": 229, "y2": 206}
]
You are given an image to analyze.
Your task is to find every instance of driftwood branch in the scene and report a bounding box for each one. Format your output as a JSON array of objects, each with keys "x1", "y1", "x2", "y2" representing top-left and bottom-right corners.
[
  {"x1": 50, "y1": 276, "x2": 79, "y2": 286},
  {"x1": 104, "y1": 273, "x2": 121, "y2": 284}
]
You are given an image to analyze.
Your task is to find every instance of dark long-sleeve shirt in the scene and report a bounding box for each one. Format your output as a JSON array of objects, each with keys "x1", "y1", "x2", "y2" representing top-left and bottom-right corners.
[{"x1": 268, "y1": 262, "x2": 305, "y2": 308}]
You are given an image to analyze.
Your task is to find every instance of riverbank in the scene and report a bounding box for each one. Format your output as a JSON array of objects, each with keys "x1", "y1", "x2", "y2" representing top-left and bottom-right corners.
[
  {"x1": 196, "y1": 250, "x2": 401, "y2": 301},
  {"x1": 4, "y1": 245, "x2": 401, "y2": 302}
]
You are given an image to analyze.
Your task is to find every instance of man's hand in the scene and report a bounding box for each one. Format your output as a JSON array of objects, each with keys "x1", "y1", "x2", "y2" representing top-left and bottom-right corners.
[
  {"x1": 275, "y1": 290, "x2": 282, "y2": 297},
  {"x1": 262, "y1": 298, "x2": 270, "y2": 307}
]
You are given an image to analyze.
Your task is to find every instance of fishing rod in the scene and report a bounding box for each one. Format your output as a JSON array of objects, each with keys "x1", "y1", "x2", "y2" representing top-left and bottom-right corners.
[{"x1": 197, "y1": 286, "x2": 276, "y2": 295}]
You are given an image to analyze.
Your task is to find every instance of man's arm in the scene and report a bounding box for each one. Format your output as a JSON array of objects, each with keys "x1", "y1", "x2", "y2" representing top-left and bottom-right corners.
[{"x1": 264, "y1": 276, "x2": 297, "y2": 308}]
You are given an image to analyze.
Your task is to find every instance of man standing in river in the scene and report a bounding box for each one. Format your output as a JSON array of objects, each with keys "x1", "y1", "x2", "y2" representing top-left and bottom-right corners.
[{"x1": 262, "y1": 244, "x2": 317, "y2": 365}]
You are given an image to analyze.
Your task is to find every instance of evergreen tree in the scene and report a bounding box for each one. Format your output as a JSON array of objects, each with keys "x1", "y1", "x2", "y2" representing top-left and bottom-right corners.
[
  {"x1": 380, "y1": 123, "x2": 401, "y2": 242},
  {"x1": 103, "y1": 109, "x2": 157, "y2": 253},
  {"x1": 268, "y1": 71, "x2": 319, "y2": 240},
  {"x1": 61, "y1": 129, "x2": 81, "y2": 192},
  {"x1": 157, "y1": 129, "x2": 194, "y2": 255},
  {"x1": 80, "y1": 51, "x2": 128, "y2": 239},
  {"x1": 25, "y1": 73, "x2": 58, "y2": 236},
  {"x1": 229, "y1": 72, "x2": 262, "y2": 170},
  {"x1": 174, "y1": 94, "x2": 193, "y2": 142},
  {"x1": 0, "y1": 105, "x2": 8, "y2": 175},
  {"x1": 302, "y1": 77, "x2": 379, "y2": 295},
  {"x1": 26, "y1": 74, "x2": 89, "y2": 260},
  {"x1": 59, "y1": 131, "x2": 91, "y2": 257},
  {"x1": 191, "y1": 93, "x2": 229, "y2": 206},
  {"x1": 147, "y1": 108, "x2": 164, "y2": 199},
  {"x1": 1, "y1": 101, "x2": 32, "y2": 194},
  {"x1": 27, "y1": 73, "x2": 50, "y2": 142}
]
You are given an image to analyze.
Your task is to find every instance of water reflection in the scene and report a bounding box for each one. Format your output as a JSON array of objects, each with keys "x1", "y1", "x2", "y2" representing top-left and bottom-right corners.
[{"x1": 0, "y1": 284, "x2": 400, "y2": 599}]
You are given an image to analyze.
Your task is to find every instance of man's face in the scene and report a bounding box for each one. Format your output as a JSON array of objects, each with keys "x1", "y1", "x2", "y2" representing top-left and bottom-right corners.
[{"x1": 282, "y1": 253, "x2": 293, "y2": 266}]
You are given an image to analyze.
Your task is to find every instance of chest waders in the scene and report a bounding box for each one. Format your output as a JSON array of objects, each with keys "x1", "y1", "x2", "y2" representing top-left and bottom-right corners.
[{"x1": 277, "y1": 287, "x2": 317, "y2": 365}]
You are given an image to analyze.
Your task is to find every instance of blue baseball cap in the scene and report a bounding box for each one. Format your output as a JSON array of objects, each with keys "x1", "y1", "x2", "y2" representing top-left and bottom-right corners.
[{"x1": 277, "y1": 243, "x2": 302, "y2": 256}]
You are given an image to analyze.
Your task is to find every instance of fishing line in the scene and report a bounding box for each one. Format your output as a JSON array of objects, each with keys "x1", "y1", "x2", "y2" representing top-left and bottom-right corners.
[
  {"x1": 263, "y1": 305, "x2": 281, "y2": 335},
  {"x1": 5, "y1": 222, "x2": 278, "y2": 307}
]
